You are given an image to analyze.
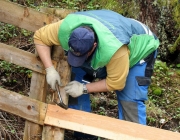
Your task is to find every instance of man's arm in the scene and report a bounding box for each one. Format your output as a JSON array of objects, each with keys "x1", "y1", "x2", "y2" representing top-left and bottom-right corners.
[
  {"x1": 105, "y1": 45, "x2": 129, "y2": 91},
  {"x1": 33, "y1": 20, "x2": 62, "y2": 68},
  {"x1": 35, "y1": 44, "x2": 52, "y2": 68},
  {"x1": 33, "y1": 21, "x2": 62, "y2": 89},
  {"x1": 86, "y1": 79, "x2": 108, "y2": 93}
]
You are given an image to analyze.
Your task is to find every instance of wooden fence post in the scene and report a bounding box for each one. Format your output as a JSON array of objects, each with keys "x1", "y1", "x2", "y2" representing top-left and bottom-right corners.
[
  {"x1": 23, "y1": 72, "x2": 47, "y2": 140},
  {"x1": 42, "y1": 46, "x2": 71, "y2": 140}
]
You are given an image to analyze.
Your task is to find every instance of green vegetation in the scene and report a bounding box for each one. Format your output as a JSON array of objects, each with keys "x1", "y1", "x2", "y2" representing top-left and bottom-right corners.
[
  {"x1": 0, "y1": 23, "x2": 17, "y2": 41},
  {"x1": 171, "y1": 0, "x2": 180, "y2": 29},
  {"x1": 0, "y1": 60, "x2": 32, "y2": 93},
  {"x1": 169, "y1": 35, "x2": 180, "y2": 53},
  {"x1": 0, "y1": 61, "x2": 32, "y2": 78},
  {"x1": 155, "y1": 0, "x2": 180, "y2": 59},
  {"x1": 147, "y1": 60, "x2": 180, "y2": 131},
  {"x1": 98, "y1": 0, "x2": 140, "y2": 18}
]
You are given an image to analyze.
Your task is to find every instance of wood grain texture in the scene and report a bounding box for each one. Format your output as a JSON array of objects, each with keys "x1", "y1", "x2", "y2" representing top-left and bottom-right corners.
[
  {"x1": 23, "y1": 72, "x2": 47, "y2": 140},
  {"x1": 45, "y1": 104, "x2": 180, "y2": 140},
  {"x1": 0, "y1": 43, "x2": 45, "y2": 74},
  {"x1": 0, "y1": 0, "x2": 58, "y2": 32},
  {"x1": 42, "y1": 125, "x2": 64, "y2": 140},
  {"x1": 0, "y1": 88, "x2": 47, "y2": 125}
]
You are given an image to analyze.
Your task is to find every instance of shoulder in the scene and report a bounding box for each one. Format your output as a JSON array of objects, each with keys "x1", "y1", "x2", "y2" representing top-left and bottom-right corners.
[{"x1": 111, "y1": 45, "x2": 130, "y2": 60}]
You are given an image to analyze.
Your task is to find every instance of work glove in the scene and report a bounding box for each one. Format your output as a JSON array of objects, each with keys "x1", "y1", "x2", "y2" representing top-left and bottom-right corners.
[
  {"x1": 64, "y1": 81, "x2": 86, "y2": 98},
  {"x1": 45, "y1": 66, "x2": 61, "y2": 90}
]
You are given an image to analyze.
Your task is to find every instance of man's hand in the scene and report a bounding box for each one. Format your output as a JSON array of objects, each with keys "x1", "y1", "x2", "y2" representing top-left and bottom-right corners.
[
  {"x1": 45, "y1": 66, "x2": 61, "y2": 90},
  {"x1": 64, "y1": 81, "x2": 86, "y2": 98}
]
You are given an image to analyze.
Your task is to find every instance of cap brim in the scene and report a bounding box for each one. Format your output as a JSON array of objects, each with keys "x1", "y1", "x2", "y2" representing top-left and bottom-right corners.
[{"x1": 67, "y1": 51, "x2": 87, "y2": 67}]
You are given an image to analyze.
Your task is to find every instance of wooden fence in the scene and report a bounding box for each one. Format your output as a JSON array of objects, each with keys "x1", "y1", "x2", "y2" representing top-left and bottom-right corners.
[
  {"x1": 0, "y1": 0, "x2": 180, "y2": 140},
  {"x1": 0, "y1": 0, "x2": 71, "y2": 139}
]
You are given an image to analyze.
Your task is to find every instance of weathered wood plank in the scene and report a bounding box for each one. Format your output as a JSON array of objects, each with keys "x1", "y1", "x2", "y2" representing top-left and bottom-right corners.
[
  {"x1": 0, "y1": 43, "x2": 45, "y2": 74},
  {"x1": 0, "y1": 0, "x2": 58, "y2": 32},
  {"x1": 23, "y1": 72, "x2": 47, "y2": 140},
  {"x1": 42, "y1": 126, "x2": 64, "y2": 140},
  {"x1": 45, "y1": 104, "x2": 180, "y2": 140},
  {"x1": 0, "y1": 88, "x2": 47, "y2": 125}
]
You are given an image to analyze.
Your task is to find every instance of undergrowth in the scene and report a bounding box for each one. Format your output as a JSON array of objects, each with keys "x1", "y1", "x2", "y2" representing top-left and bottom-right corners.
[{"x1": 147, "y1": 60, "x2": 180, "y2": 132}]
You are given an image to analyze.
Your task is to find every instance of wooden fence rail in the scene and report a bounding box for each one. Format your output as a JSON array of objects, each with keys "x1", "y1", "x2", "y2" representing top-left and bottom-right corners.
[
  {"x1": 0, "y1": 0, "x2": 180, "y2": 140},
  {"x1": 0, "y1": 43, "x2": 45, "y2": 74}
]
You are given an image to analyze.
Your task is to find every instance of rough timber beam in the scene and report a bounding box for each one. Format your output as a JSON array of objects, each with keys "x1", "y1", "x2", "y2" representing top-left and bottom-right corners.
[
  {"x1": 0, "y1": 0, "x2": 58, "y2": 32},
  {"x1": 0, "y1": 88, "x2": 47, "y2": 125},
  {"x1": 0, "y1": 43, "x2": 45, "y2": 74},
  {"x1": 45, "y1": 104, "x2": 180, "y2": 140}
]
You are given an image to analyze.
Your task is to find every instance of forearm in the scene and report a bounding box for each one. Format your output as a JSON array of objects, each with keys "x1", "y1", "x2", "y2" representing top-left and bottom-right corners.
[
  {"x1": 33, "y1": 21, "x2": 62, "y2": 68},
  {"x1": 86, "y1": 79, "x2": 108, "y2": 93},
  {"x1": 35, "y1": 44, "x2": 53, "y2": 68}
]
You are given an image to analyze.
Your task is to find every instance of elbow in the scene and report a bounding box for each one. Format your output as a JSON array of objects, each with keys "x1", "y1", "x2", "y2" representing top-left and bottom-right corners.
[
  {"x1": 113, "y1": 84, "x2": 125, "y2": 91},
  {"x1": 106, "y1": 82, "x2": 125, "y2": 91}
]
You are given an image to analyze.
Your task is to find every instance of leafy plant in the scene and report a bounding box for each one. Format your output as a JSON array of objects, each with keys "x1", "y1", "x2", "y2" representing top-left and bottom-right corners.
[
  {"x1": 147, "y1": 60, "x2": 180, "y2": 131},
  {"x1": 0, "y1": 23, "x2": 17, "y2": 41},
  {"x1": 0, "y1": 60, "x2": 32, "y2": 83}
]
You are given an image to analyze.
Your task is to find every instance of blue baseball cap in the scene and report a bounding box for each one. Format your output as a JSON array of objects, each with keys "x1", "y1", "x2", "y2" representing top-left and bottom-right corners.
[{"x1": 68, "y1": 27, "x2": 95, "y2": 67}]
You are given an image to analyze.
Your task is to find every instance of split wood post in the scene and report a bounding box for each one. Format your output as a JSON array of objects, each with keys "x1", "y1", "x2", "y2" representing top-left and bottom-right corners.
[
  {"x1": 42, "y1": 46, "x2": 71, "y2": 140},
  {"x1": 23, "y1": 72, "x2": 47, "y2": 140},
  {"x1": 38, "y1": 8, "x2": 74, "y2": 140}
]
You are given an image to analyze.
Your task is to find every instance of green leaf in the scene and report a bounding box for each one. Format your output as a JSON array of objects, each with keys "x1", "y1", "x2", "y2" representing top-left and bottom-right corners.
[{"x1": 176, "y1": 63, "x2": 180, "y2": 68}]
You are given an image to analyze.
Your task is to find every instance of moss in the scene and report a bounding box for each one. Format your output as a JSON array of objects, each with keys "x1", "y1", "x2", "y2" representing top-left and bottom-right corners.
[
  {"x1": 168, "y1": 35, "x2": 180, "y2": 53},
  {"x1": 176, "y1": 70, "x2": 180, "y2": 76},
  {"x1": 98, "y1": 0, "x2": 140, "y2": 19},
  {"x1": 171, "y1": 0, "x2": 180, "y2": 28},
  {"x1": 156, "y1": 0, "x2": 167, "y2": 6},
  {"x1": 153, "y1": 88, "x2": 162, "y2": 96}
]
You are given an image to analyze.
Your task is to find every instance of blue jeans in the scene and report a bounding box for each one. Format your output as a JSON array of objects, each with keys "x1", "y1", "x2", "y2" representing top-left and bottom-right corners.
[{"x1": 68, "y1": 50, "x2": 157, "y2": 125}]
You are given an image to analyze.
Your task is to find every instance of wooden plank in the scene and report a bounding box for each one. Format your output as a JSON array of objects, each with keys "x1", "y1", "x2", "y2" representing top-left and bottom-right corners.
[
  {"x1": 0, "y1": 88, "x2": 47, "y2": 125},
  {"x1": 0, "y1": 43, "x2": 45, "y2": 74},
  {"x1": 45, "y1": 104, "x2": 180, "y2": 140},
  {"x1": 0, "y1": 0, "x2": 58, "y2": 32},
  {"x1": 23, "y1": 72, "x2": 47, "y2": 140}
]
